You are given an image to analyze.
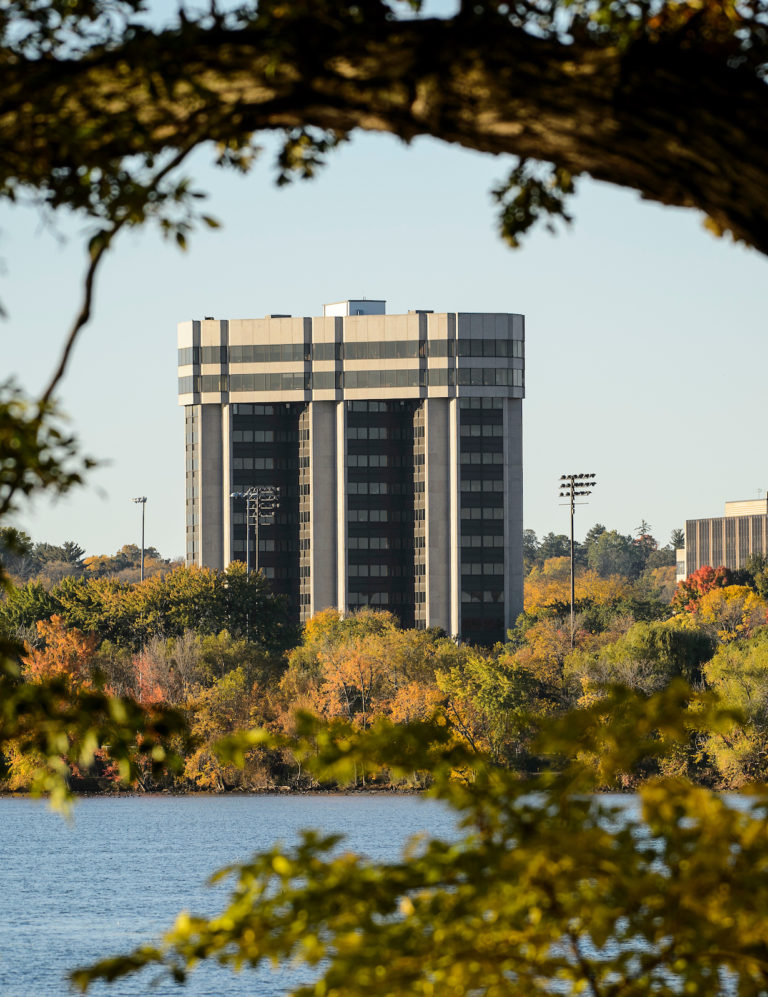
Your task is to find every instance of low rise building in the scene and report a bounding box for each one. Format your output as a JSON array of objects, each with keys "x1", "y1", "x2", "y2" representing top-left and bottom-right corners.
[{"x1": 679, "y1": 495, "x2": 768, "y2": 581}]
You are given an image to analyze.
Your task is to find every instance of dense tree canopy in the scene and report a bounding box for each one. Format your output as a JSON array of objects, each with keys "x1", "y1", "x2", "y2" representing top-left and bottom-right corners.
[{"x1": 0, "y1": 563, "x2": 293, "y2": 652}]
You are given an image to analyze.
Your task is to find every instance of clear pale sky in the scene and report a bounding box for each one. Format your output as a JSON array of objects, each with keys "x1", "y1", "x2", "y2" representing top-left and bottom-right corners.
[{"x1": 3, "y1": 131, "x2": 766, "y2": 558}]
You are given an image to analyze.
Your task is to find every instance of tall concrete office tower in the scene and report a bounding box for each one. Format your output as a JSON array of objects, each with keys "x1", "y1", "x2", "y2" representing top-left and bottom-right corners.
[{"x1": 179, "y1": 300, "x2": 525, "y2": 645}]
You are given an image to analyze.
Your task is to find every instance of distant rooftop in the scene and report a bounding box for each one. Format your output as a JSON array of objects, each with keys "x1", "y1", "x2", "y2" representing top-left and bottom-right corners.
[
  {"x1": 323, "y1": 299, "x2": 386, "y2": 317},
  {"x1": 724, "y1": 496, "x2": 768, "y2": 517}
]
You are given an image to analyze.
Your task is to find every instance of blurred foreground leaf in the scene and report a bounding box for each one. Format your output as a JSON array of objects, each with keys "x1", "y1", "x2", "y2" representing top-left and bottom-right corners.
[{"x1": 1, "y1": 674, "x2": 191, "y2": 811}]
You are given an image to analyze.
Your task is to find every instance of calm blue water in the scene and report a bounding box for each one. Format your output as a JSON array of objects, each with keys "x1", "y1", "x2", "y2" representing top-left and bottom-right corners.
[{"x1": 0, "y1": 794, "x2": 457, "y2": 997}]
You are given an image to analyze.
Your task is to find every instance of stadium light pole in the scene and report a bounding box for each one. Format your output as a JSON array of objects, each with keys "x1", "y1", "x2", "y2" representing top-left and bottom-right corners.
[
  {"x1": 132, "y1": 496, "x2": 147, "y2": 581},
  {"x1": 230, "y1": 486, "x2": 280, "y2": 575},
  {"x1": 558, "y1": 473, "x2": 597, "y2": 648}
]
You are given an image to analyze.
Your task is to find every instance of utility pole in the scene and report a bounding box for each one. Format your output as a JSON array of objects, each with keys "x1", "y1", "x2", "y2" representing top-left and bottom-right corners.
[
  {"x1": 558, "y1": 473, "x2": 597, "y2": 648},
  {"x1": 132, "y1": 496, "x2": 147, "y2": 581}
]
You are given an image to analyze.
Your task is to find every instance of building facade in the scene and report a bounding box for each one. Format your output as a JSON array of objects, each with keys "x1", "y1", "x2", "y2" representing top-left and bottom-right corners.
[
  {"x1": 679, "y1": 496, "x2": 768, "y2": 582},
  {"x1": 179, "y1": 300, "x2": 525, "y2": 645}
]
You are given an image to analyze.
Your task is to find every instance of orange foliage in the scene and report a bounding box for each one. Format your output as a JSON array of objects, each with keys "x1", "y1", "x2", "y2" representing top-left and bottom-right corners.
[
  {"x1": 22, "y1": 615, "x2": 97, "y2": 686},
  {"x1": 516, "y1": 618, "x2": 572, "y2": 669},
  {"x1": 130, "y1": 634, "x2": 205, "y2": 706},
  {"x1": 134, "y1": 647, "x2": 169, "y2": 705},
  {"x1": 282, "y1": 609, "x2": 444, "y2": 732},
  {"x1": 497, "y1": 619, "x2": 580, "y2": 712},
  {"x1": 275, "y1": 663, "x2": 327, "y2": 734},
  {"x1": 317, "y1": 638, "x2": 389, "y2": 728},
  {"x1": 388, "y1": 681, "x2": 443, "y2": 723}
]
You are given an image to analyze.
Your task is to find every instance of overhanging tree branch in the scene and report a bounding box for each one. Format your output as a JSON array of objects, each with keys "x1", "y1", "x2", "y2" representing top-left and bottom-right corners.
[
  {"x1": 38, "y1": 140, "x2": 201, "y2": 405},
  {"x1": 0, "y1": 7, "x2": 766, "y2": 252}
]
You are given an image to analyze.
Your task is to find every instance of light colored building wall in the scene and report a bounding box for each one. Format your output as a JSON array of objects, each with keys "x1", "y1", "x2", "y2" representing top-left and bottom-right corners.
[
  {"x1": 336, "y1": 401, "x2": 348, "y2": 613},
  {"x1": 222, "y1": 404, "x2": 232, "y2": 565},
  {"x1": 676, "y1": 551, "x2": 686, "y2": 583},
  {"x1": 683, "y1": 511, "x2": 768, "y2": 578},
  {"x1": 178, "y1": 320, "x2": 197, "y2": 350},
  {"x1": 178, "y1": 308, "x2": 524, "y2": 406},
  {"x1": 725, "y1": 498, "x2": 768, "y2": 517},
  {"x1": 200, "y1": 318, "x2": 226, "y2": 347},
  {"x1": 423, "y1": 398, "x2": 451, "y2": 633},
  {"x1": 198, "y1": 405, "x2": 224, "y2": 570},
  {"x1": 324, "y1": 299, "x2": 386, "y2": 317},
  {"x1": 448, "y1": 397, "x2": 461, "y2": 638},
  {"x1": 503, "y1": 397, "x2": 524, "y2": 629},
  {"x1": 309, "y1": 401, "x2": 338, "y2": 615}
]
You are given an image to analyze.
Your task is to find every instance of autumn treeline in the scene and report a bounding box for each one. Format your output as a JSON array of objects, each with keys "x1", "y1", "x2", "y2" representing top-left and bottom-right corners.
[
  {"x1": 518, "y1": 553, "x2": 768, "y2": 788},
  {"x1": 0, "y1": 527, "x2": 177, "y2": 586},
  {"x1": 4, "y1": 532, "x2": 768, "y2": 793}
]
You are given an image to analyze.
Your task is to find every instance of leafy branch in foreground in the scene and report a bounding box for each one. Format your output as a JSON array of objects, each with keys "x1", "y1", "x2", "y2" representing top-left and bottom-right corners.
[
  {"x1": 493, "y1": 161, "x2": 576, "y2": 249},
  {"x1": 0, "y1": 381, "x2": 94, "y2": 667},
  {"x1": 72, "y1": 683, "x2": 768, "y2": 996},
  {"x1": 0, "y1": 382, "x2": 91, "y2": 538},
  {"x1": 39, "y1": 140, "x2": 207, "y2": 404},
  {"x1": 0, "y1": 381, "x2": 194, "y2": 807},
  {"x1": 0, "y1": 677, "x2": 190, "y2": 812}
]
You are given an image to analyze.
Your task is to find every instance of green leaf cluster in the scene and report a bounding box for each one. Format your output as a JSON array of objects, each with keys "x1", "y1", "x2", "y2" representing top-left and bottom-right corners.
[
  {"x1": 72, "y1": 683, "x2": 768, "y2": 996},
  {"x1": 0, "y1": 562, "x2": 294, "y2": 652}
]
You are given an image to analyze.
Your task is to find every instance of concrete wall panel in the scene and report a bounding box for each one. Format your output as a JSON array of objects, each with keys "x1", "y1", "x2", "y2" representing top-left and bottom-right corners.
[{"x1": 310, "y1": 401, "x2": 339, "y2": 614}]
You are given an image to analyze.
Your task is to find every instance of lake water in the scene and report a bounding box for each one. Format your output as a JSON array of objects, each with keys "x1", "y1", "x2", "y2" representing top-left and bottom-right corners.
[{"x1": 0, "y1": 794, "x2": 457, "y2": 997}]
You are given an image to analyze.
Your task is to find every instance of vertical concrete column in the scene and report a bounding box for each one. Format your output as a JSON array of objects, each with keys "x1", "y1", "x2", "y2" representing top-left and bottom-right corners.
[
  {"x1": 198, "y1": 404, "x2": 224, "y2": 570},
  {"x1": 309, "y1": 400, "x2": 338, "y2": 613},
  {"x1": 423, "y1": 398, "x2": 451, "y2": 633},
  {"x1": 503, "y1": 397, "x2": 524, "y2": 630},
  {"x1": 336, "y1": 400, "x2": 348, "y2": 613},
  {"x1": 221, "y1": 404, "x2": 232, "y2": 567},
  {"x1": 448, "y1": 397, "x2": 461, "y2": 638}
]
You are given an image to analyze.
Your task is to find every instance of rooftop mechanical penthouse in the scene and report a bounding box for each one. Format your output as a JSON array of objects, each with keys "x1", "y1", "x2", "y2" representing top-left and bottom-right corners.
[{"x1": 179, "y1": 299, "x2": 525, "y2": 645}]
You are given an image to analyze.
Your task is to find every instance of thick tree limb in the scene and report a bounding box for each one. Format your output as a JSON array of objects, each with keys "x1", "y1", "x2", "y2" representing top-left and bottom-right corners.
[{"x1": 0, "y1": 12, "x2": 766, "y2": 252}]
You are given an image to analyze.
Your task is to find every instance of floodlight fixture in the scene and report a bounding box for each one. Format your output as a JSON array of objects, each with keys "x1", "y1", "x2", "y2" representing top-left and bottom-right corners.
[{"x1": 230, "y1": 485, "x2": 281, "y2": 575}]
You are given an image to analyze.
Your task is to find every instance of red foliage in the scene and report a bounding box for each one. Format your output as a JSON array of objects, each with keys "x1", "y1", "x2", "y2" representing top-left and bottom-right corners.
[{"x1": 672, "y1": 565, "x2": 733, "y2": 613}]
